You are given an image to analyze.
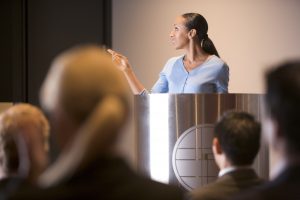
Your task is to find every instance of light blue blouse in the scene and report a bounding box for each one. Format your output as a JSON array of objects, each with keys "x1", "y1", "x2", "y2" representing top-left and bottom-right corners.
[{"x1": 151, "y1": 55, "x2": 229, "y2": 93}]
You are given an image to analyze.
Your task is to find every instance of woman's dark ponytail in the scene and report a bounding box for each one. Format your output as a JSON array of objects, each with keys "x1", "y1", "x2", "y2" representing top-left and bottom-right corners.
[
  {"x1": 182, "y1": 13, "x2": 220, "y2": 57},
  {"x1": 201, "y1": 36, "x2": 220, "y2": 57}
]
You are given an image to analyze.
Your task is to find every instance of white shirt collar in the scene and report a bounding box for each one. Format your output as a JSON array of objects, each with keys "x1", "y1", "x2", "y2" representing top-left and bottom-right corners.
[{"x1": 218, "y1": 165, "x2": 252, "y2": 177}]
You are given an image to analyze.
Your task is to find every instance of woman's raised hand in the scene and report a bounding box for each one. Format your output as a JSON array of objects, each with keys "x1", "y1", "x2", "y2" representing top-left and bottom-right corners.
[
  {"x1": 107, "y1": 49, "x2": 131, "y2": 71},
  {"x1": 107, "y1": 49, "x2": 145, "y2": 94}
]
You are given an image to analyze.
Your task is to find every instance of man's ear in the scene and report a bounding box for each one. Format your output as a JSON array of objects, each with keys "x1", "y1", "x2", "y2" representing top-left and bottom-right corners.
[
  {"x1": 188, "y1": 29, "x2": 197, "y2": 39},
  {"x1": 212, "y1": 137, "x2": 222, "y2": 155},
  {"x1": 263, "y1": 115, "x2": 284, "y2": 148},
  {"x1": 262, "y1": 103, "x2": 283, "y2": 147}
]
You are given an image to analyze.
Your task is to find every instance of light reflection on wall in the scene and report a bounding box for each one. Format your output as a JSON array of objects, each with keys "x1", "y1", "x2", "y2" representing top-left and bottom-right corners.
[{"x1": 149, "y1": 94, "x2": 169, "y2": 183}]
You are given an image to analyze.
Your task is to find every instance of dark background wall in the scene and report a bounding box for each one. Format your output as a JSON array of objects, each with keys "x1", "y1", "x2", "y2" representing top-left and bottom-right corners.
[
  {"x1": 0, "y1": 0, "x2": 111, "y2": 105},
  {"x1": 0, "y1": 1, "x2": 14, "y2": 102}
]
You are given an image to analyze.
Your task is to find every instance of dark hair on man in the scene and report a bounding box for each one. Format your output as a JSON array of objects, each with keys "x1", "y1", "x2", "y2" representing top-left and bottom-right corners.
[
  {"x1": 214, "y1": 111, "x2": 261, "y2": 166},
  {"x1": 182, "y1": 13, "x2": 220, "y2": 57},
  {"x1": 265, "y1": 61, "x2": 300, "y2": 154}
]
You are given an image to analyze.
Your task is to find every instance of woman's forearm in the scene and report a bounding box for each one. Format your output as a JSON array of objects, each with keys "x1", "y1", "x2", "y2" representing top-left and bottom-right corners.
[{"x1": 123, "y1": 67, "x2": 146, "y2": 95}]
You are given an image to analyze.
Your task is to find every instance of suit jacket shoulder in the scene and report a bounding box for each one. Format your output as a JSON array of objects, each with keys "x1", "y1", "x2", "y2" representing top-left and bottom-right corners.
[
  {"x1": 8, "y1": 156, "x2": 185, "y2": 200},
  {"x1": 190, "y1": 168, "x2": 264, "y2": 200},
  {"x1": 232, "y1": 165, "x2": 300, "y2": 200}
]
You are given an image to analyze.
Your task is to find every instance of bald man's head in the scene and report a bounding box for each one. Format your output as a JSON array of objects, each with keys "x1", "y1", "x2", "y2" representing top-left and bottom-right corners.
[
  {"x1": 40, "y1": 45, "x2": 130, "y2": 152},
  {"x1": 41, "y1": 45, "x2": 129, "y2": 124}
]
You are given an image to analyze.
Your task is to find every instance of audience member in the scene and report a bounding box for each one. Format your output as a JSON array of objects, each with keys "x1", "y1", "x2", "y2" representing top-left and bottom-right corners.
[
  {"x1": 233, "y1": 61, "x2": 300, "y2": 199},
  {"x1": 0, "y1": 103, "x2": 49, "y2": 193},
  {"x1": 190, "y1": 111, "x2": 263, "y2": 200},
  {"x1": 10, "y1": 45, "x2": 185, "y2": 200}
]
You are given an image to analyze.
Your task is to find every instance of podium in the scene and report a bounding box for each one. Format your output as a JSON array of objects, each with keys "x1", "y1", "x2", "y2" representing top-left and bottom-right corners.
[{"x1": 134, "y1": 94, "x2": 268, "y2": 191}]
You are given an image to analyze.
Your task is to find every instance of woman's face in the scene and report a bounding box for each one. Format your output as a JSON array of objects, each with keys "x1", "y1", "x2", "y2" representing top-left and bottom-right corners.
[{"x1": 169, "y1": 16, "x2": 190, "y2": 50}]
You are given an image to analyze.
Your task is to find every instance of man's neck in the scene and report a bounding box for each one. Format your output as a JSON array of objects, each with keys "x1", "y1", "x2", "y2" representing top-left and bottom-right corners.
[
  {"x1": 0, "y1": 170, "x2": 7, "y2": 180},
  {"x1": 270, "y1": 149, "x2": 300, "y2": 180}
]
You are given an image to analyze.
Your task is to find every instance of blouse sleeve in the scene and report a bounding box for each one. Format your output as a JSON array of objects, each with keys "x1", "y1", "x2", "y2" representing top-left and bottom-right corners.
[
  {"x1": 150, "y1": 57, "x2": 179, "y2": 93},
  {"x1": 216, "y1": 63, "x2": 230, "y2": 93},
  {"x1": 151, "y1": 70, "x2": 169, "y2": 93}
]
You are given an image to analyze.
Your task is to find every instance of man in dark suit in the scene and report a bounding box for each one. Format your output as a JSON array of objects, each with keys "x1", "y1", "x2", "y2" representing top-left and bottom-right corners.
[
  {"x1": 9, "y1": 45, "x2": 185, "y2": 200},
  {"x1": 190, "y1": 111, "x2": 263, "y2": 200},
  {"x1": 232, "y1": 61, "x2": 300, "y2": 200}
]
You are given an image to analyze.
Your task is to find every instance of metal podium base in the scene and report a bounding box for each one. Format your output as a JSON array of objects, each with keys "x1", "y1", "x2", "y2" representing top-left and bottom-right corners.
[{"x1": 134, "y1": 94, "x2": 268, "y2": 191}]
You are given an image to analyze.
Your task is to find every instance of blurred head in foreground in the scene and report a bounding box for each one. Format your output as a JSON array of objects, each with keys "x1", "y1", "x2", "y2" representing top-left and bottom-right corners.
[
  {"x1": 38, "y1": 45, "x2": 130, "y2": 186},
  {"x1": 263, "y1": 60, "x2": 300, "y2": 178},
  {"x1": 0, "y1": 103, "x2": 49, "y2": 184}
]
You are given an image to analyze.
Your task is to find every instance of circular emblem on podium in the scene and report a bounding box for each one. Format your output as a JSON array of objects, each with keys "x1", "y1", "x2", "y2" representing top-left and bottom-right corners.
[{"x1": 172, "y1": 124, "x2": 219, "y2": 191}]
